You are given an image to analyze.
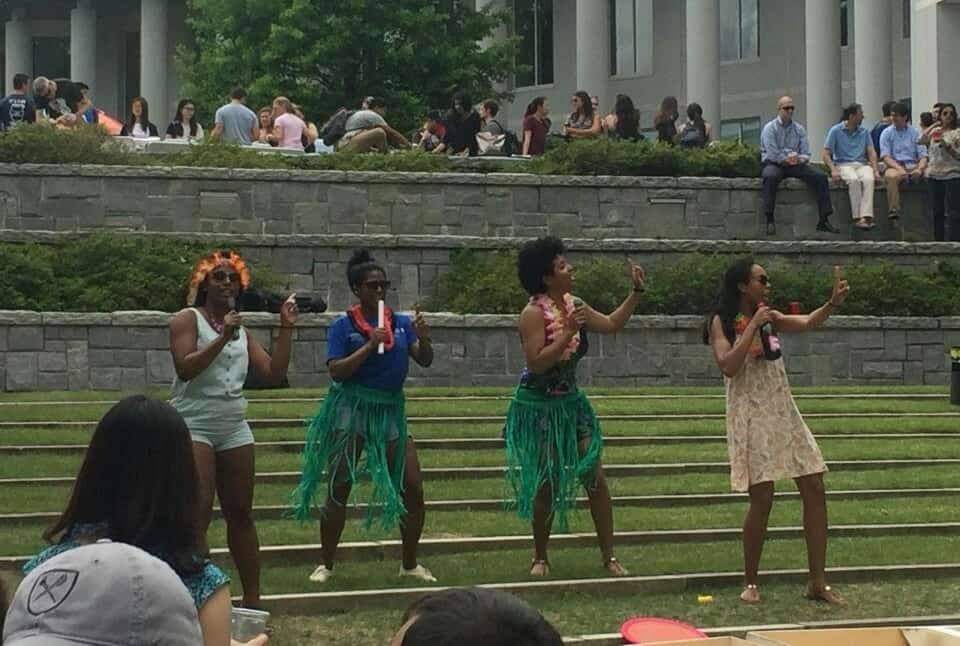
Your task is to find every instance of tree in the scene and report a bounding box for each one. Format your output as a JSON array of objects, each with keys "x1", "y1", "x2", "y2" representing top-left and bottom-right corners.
[{"x1": 178, "y1": 0, "x2": 516, "y2": 132}]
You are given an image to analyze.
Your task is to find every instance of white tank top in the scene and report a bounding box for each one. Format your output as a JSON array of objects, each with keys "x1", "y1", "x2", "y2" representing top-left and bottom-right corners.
[{"x1": 169, "y1": 308, "x2": 249, "y2": 428}]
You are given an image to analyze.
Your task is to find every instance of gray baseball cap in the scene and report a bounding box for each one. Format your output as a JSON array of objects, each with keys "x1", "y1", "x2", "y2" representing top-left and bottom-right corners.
[{"x1": 3, "y1": 540, "x2": 203, "y2": 645}]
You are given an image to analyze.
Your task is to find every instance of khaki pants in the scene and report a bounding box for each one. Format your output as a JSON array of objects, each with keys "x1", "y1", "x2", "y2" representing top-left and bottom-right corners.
[
  {"x1": 339, "y1": 127, "x2": 388, "y2": 153},
  {"x1": 838, "y1": 162, "x2": 875, "y2": 221},
  {"x1": 883, "y1": 163, "x2": 918, "y2": 214}
]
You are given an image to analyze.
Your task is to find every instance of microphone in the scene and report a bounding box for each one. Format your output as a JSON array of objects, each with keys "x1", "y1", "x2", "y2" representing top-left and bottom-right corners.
[{"x1": 226, "y1": 296, "x2": 240, "y2": 341}]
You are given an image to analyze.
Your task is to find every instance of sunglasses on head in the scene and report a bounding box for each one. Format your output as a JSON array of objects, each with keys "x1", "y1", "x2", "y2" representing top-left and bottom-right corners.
[
  {"x1": 363, "y1": 280, "x2": 391, "y2": 291},
  {"x1": 755, "y1": 275, "x2": 770, "y2": 285},
  {"x1": 211, "y1": 270, "x2": 240, "y2": 283}
]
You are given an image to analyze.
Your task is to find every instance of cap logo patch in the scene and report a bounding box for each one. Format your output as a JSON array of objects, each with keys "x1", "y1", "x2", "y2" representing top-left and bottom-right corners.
[{"x1": 28, "y1": 569, "x2": 79, "y2": 615}]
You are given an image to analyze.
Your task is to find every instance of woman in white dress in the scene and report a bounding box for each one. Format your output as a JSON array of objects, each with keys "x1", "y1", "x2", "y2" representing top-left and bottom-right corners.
[{"x1": 704, "y1": 258, "x2": 849, "y2": 606}]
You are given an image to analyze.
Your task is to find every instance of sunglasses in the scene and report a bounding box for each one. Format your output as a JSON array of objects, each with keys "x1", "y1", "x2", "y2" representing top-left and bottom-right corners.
[
  {"x1": 755, "y1": 275, "x2": 770, "y2": 285},
  {"x1": 781, "y1": 106, "x2": 795, "y2": 111},
  {"x1": 211, "y1": 270, "x2": 240, "y2": 283},
  {"x1": 362, "y1": 280, "x2": 391, "y2": 291}
]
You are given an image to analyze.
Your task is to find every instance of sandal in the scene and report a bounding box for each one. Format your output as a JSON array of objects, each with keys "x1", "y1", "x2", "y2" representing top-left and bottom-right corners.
[
  {"x1": 804, "y1": 584, "x2": 847, "y2": 607},
  {"x1": 740, "y1": 583, "x2": 760, "y2": 603},
  {"x1": 854, "y1": 217, "x2": 875, "y2": 230},
  {"x1": 888, "y1": 210, "x2": 900, "y2": 221},
  {"x1": 603, "y1": 557, "x2": 630, "y2": 577},
  {"x1": 529, "y1": 559, "x2": 550, "y2": 577}
]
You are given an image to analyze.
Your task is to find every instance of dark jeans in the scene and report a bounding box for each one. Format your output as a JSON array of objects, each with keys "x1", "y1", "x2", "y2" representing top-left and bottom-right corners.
[
  {"x1": 761, "y1": 162, "x2": 833, "y2": 223},
  {"x1": 929, "y1": 177, "x2": 960, "y2": 241}
]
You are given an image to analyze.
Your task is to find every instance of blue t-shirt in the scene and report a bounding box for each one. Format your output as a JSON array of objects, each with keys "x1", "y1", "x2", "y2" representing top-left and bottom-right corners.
[
  {"x1": 824, "y1": 122, "x2": 872, "y2": 163},
  {"x1": 326, "y1": 313, "x2": 417, "y2": 392}
]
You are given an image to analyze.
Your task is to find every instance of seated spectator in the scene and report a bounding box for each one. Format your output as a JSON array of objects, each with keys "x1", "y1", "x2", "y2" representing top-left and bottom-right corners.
[
  {"x1": 165, "y1": 98, "x2": 204, "y2": 141},
  {"x1": 920, "y1": 102, "x2": 960, "y2": 241},
  {"x1": 77, "y1": 82, "x2": 98, "y2": 124},
  {"x1": 920, "y1": 112, "x2": 935, "y2": 129},
  {"x1": 33, "y1": 76, "x2": 59, "y2": 120},
  {"x1": 480, "y1": 100, "x2": 504, "y2": 135},
  {"x1": 416, "y1": 110, "x2": 447, "y2": 153},
  {"x1": 591, "y1": 95, "x2": 600, "y2": 114},
  {"x1": 3, "y1": 541, "x2": 204, "y2": 645},
  {"x1": 257, "y1": 107, "x2": 274, "y2": 144},
  {"x1": 0, "y1": 73, "x2": 36, "y2": 131},
  {"x1": 880, "y1": 101, "x2": 928, "y2": 221},
  {"x1": 338, "y1": 96, "x2": 410, "y2": 153},
  {"x1": 268, "y1": 96, "x2": 307, "y2": 149},
  {"x1": 521, "y1": 96, "x2": 550, "y2": 156},
  {"x1": 870, "y1": 100, "x2": 895, "y2": 157},
  {"x1": 933, "y1": 102, "x2": 945, "y2": 123},
  {"x1": 119, "y1": 96, "x2": 159, "y2": 138},
  {"x1": 390, "y1": 587, "x2": 563, "y2": 646},
  {"x1": 677, "y1": 102, "x2": 713, "y2": 148},
  {"x1": 443, "y1": 91, "x2": 482, "y2": 156},
  {"x1": 822, "y1": 102, "x2": 881, "y2": 230},
  {"x1": 563, "y1": 90, "x2": 601, "y2": 139},
  {"x1": 212, "y1": 86, "x2": 259, "y2": 145},
  {"x1": 19, "y1": 395, "x2": 267, "y2": 646},
  {"x1": 294, "y1": 104, "x2": 319, "y2": 151},
  {"x1": 602, "y1": 94, "x2": 641, "y2": 141},
  {"x1": 760, "y1": 96, "x2": 838, "y2": 235},
  {"x1": 653, "y1": 96, "x2": 679, "y2": 144}
]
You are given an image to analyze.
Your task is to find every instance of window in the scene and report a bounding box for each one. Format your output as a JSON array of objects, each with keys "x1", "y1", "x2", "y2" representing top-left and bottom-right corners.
[
  {"x1": 514, "y1": 0, "x2": 554, "y2": 87},
  {"x1": 902, "y1": 0, "x2": 910, "y2": 38},
  {"x1": 719, "y1": 0, "x2": 758, "y2": 62},
  {"x1": 32, "y1": 37, "x2": 70, "y2": 81},
  {"x1": 609, "y1": 0, "x2": 653, "y2": 77},
  {"x1": 840, "y1": 0, "x2": 849, "y2": 47},
  {"x1": 720, "y1": 117, "x2": 761, "y2": 146}
]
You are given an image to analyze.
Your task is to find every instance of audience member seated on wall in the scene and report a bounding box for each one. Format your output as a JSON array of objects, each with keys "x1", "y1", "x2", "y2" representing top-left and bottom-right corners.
[
  {"x1": 389, "y1": 587, "x2": 564, "y2": 646},
  {"x1": 77, "y1": 82, "x2": 99, "y2": 124},
  {"x1": 212, "y1": 86, "x2": 259, "y2": 146},
  {"x1": 166, "y1": 98, "x2": 204, "y2": 142},
  {"x1": 822, "y1": 102, "x2": 882, "y2": 231},
  {"x1": 32, "y1": 76, "x2": 60, "y2": 120},
  {"x1": 256, "y1": 107, "x2": 274, "y2": 144},
  {"x1": 19, "y1": 395, "x2": 268, "y2": 646},
  {"x1": 870, "y1": 100, "x2": 895, "y2": 156},
  {"x1": 677, "y1": 102, "x2": 713, "y2": 148},
  {"x1": 920, "y1": 102, "x2": 960, "y2": 241},
  {"x1": 0, "y1": 73, "x2": 37, "y2": 131},
  {"x1": 933, "y1": 102, "x2": 945, "y2": 124},
  {"x1": 591, "y1": 95, "x2": 600, "y2": 114},
  {"x1": 759, "y1": 96, "x2": 839, "y2": 236},
  {"x1": 443, "y1": 91, "x2": 482, "y2": 156},
  {"x1": 119, "y1": 96, "x2": 159, "y2": 138},
  {"x1": 267, "y1": 96, "x2": 307, "y2": 150},
  {"x1": 338, "y1": 96, "x2": 411, "y2": 153},
  {"x1": 522, "y1": 96, "x2": 551, "y2": 156},
  {"x1": 480, "y1": 100, "x2": 504, "y2": 135},
  {"x1": 416, "y1": 111, "x2": 447, "y2": 153},
  {"x1": 920, "y1": 112, "x2": 935, "y2": 130},
  {"x1": 653, "y1": 95, "x2": 680, "y2": 144},
  {"x1": 602, "y1": 94, "x2": 642, "y2": 141},
  {"x1": 880, "y1": 101, "x2": 928, "y2": 222},
  {"x1": 294, "y1": 104, "x2": 320, "y2": 152},
  {"x1": 563, "y1": 90, "x2": 602, "y2": 139}
]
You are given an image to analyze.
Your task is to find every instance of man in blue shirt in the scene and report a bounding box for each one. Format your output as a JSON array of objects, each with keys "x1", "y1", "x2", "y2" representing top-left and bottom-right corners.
[
  {"x1": 822, "y1": 103, "x2": 881, "y2": 230},
  {"x1": 870, "y1": 100, "x2": 895, "y2": 155},
  {"x1": 760, "y1": 96, "x2": 838, "y2": 236},
  {"x1": 0, "y1": 73, "x2": 36, "y2": 131},
  {"x1": 880, "y1": 102, "x2": 928, "y2": 221}
]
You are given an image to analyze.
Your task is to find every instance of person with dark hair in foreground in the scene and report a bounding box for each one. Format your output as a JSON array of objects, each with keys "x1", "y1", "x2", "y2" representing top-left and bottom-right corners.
[
  {"x1": 390, "y1": 587, "x2": 564, "y2": 646},
  {"x1": 703, "y1": 258, "x2": 850, "y2": 606},
  {"x1": 291, "y1": 249, "x2": 435, "y2": 584},
  {"x1": 505, "y1": 237, "x2": 644, "y2": 577}
]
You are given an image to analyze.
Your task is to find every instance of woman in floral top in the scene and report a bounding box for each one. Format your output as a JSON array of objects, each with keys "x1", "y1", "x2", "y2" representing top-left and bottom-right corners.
[
  {"x1": 921, "y1": 102, "x2": 960, "y2": 241},
  {"x1": 504, "y1": 237, "x2": 645, "y2": 578}
]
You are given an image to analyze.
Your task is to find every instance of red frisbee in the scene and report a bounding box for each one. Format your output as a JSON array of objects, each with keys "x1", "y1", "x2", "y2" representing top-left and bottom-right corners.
[{"x1": 620, "y1": 616, "x2": 707, "y2": 643}]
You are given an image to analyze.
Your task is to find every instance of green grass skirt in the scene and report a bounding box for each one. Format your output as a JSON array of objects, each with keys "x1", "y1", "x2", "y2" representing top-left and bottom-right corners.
[
  {"x1": 503, "y1": 387, "x2": 603, "y2": 531},
  {"x1": 289, "y1": 382, "x2": 408, "y2": 531}
]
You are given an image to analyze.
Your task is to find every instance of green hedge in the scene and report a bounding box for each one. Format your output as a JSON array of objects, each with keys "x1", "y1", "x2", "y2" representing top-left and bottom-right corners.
[
  {"x1": 428, "y1": 251, "x2": 960, "y2": 316},
  {"x1": 0, "y1": 235, "x2": 278, "y2": 312},
  {"x1": 0, "y1": 124, "x2": 761, "y2": 177}
]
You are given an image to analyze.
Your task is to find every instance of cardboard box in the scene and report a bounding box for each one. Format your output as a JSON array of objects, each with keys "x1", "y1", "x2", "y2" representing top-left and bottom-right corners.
[
  {"x1": 645, "y1": 638, "x2": 753, "y2": 646},
  {"x1": 748, "y1": 627, "x2": 960, "y2": 646}
]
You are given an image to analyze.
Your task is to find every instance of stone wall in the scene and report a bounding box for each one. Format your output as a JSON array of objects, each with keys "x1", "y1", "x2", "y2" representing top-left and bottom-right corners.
[
  {"x1": 0, "y1": 164, "x2": 934, "y2": 242},
  {"x1": 0, "y1": 311, "x2": 955, "y2": 391}
]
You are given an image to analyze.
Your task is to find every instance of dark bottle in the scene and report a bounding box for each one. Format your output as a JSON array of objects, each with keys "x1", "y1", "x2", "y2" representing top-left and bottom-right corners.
[{"x1": 760, "y1": 322, "x2": 782, "y2": 360}]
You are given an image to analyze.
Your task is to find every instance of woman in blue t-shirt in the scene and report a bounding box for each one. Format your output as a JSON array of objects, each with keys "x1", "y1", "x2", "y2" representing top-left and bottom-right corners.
[{"x1": 291, "y1": 250, "x2": 436, "y2": 584}]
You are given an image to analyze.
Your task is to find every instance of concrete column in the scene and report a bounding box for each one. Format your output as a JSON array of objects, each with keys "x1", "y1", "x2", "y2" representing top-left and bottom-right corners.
[
  {"x1": 804, "y1": 0, "x2": 842, "y2": 149},
  {"x1": 4, "y1": 9, "x2": 31, "y2": 95},
  {"x1": 685, "y1": 0, "x2": 721, "y2": 126},
  {"x1": 140, "y1": 0, "x2": 169, "y2": 120},
  {"x1": 70, "y1": 0, "x2": 97, "y2": 88},
  {"x1": 575, "y1": 0, "x2": 609, "y2": 95},
  {"x1": 911, "y1": 0, "x2": 960, "y2": 117},
  {"x1": 853, "y1": 0, "x2": 893, "y2": 124}
]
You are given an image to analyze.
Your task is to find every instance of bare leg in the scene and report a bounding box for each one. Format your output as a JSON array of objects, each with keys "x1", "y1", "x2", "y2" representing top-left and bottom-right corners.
[
  {"x1": 742, "y1": 481, "x2": 774, "y2": 601},
  {"x1": 320, "y1": 434, "x2": 363, "y2": 570},
  {"x1": 390, "y1": 437, "x2": 425, "y2": 570},
  {"x1": 795, "y1": 473, "x2": 844, "y2": 605},
  {"x1": 215, "y1": 444, "x2": 260, "y2": 607},
  {"x1": 531, "y1": 483, "x2": 554, "y2": 575},
  {"x1": 191, "y1": 441, "x2": 217, "y2": 553}
]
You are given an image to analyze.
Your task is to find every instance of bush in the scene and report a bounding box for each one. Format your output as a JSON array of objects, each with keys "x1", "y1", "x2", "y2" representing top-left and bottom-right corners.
[
  {"x1": 0, "y1": 234, "x2": 278, "y2": 312},
  {"x1": 430, "y1": 250, "x2": 960, "y2": 316},
  {"x1": 0, "y1": 123, "x2": 136, "y2": 165}
]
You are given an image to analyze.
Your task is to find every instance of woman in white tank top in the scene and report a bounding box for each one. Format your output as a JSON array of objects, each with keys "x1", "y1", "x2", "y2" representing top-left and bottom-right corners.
[{"x1": 169, "y1": 250, "x2": 298, "y2": 609}]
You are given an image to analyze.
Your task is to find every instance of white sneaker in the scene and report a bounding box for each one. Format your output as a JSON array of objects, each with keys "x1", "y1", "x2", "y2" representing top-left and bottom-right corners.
[
  {"x1": 399, "y1": 564, "x2": 437, "y2": 583},
  {"x1": 308, "y1": 564, "x2": 333, "y2": 583}
]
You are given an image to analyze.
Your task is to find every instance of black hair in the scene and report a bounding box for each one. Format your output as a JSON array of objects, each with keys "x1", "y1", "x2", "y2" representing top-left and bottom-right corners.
[
  {"x1": 841, "y1": 102, "x2": 862, "y2": 122},
  {"x1": 881, "y1": 100, "x2": 896, "y2": 117},
  {"x1": 517, "y1": 236, "x2": 565, "y2": 295},
  {"x1": 939, "y1": 103, "x2": 958, "y2": 129},
  {"x1": 934, "y1": 102, "x2": 946, "y2": 110},
  {"x1": 44, "y1": 396, "x2": 203, "y2": 575},
  {"x1": 12, "y1": 73, "x2": 29, "y2": 91},
  {"x1": 573, "y1": 90, "x2": 593, "y2": 120},
  {"x1": 482, "y1": 99, "x2": 499, "y2": 117},
  {"x1": 614, "y1": 94, "x2": 640, "y2": 140},
  {"x1": 127, "y1": 96, "x2": 150, "y2": 129},
  {"x1": 891, "y1": 101, "x2": 909, "y2": 117},
  {"x1": 686, "y1": 102, "x2": 706, "y2": 139},
  {"x1": 175, "y1": 98, "x2": 199, "y2": 137},
  {"x1": 452, "y1": 91, "x2": 473, "y2": 113},
  {"x1": 702, "y1": 256, "x2": 756, "y2": 346},
  {"x1": 525, "y1": 96, "x2": 547, "y2": 117},
  {"x1": 368, "y1": 96, "x2": 387, "y2": 109},
  {"x1": 920, "y1": 112, "x2": 934, "y2": 128},
  {"x1": 400, "y1": 587, "x2": 563, "y2": 646},
  {"x1": 347, "y1": 249, "x2": 386, "y2": 291},
  {"x1": 230, "y1": 86, "x2": 247, "y2": 100},
  {"x1": 425, "y1": 110, "x2": 444, "y2": 122}
]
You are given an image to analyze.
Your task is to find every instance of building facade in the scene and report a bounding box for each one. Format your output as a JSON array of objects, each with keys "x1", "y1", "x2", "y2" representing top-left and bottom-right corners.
[{"x1": 0, "y1": 0, "x2": 957, "y2": 148}]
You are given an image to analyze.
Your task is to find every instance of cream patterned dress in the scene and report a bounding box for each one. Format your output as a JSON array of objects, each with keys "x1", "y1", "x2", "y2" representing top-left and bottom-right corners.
[{"x1": 725, "y1": 348, "x2": 827, "y2": 492}]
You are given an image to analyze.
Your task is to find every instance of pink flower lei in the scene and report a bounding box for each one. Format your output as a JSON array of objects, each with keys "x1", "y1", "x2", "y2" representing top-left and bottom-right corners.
[{"x1": 531, "y1": 293, "x2": 580, "y2": 361}]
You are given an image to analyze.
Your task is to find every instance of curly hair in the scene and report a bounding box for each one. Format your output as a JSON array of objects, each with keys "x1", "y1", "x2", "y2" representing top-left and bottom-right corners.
[
  {"x1": 517, "y1": 237, "x2": 565, "y2": 296},
  {"x1": 186, "y1": 249, "x2": 251, "y2": 306},
  {"x1": 347, "y1": 249, "x2": 386, "y2": 291}
]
